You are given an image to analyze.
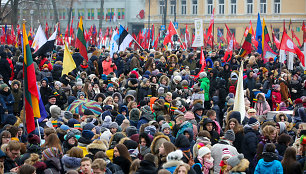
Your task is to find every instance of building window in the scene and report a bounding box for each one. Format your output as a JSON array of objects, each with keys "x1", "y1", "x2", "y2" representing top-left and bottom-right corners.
[
  {"x1": 88, "y1": 9, "x2": 94, "y2": 20},
  {"x1": 106, "y1": 8, "x2": 114, "y2": 20},
  {"x1": 219, "y1": 0, "x2": 224, "y2": 14},
  {"x1": 181, "y1": 0, "x2": 186, "y2": 15},
  {"x1": 192, "y1": 0, "x2": 197, "y2": 14},
  {"x1": 170, "y1": 0, "x2": 176, "y2": 15},
  {"x1": 274, "y1": 0, "x2": 280, "y2": 13},
  {"x1": 97, "y1": 8, "x2": 104, "y2": 19},
  {"x1": 72, "y1": 9, "x2": 75, "y2": 19},
  {"x1": 117, "y1": 8, "x2": 125, "y2": 19},
  {"x1": 273, "y1": 28, "x2": 280, "y2": 39},
  {"x1": 160, "y1": 0, "x2": 165, "y2": 15},
  {"x1": 208, "y1": 0, "x2": 213, "y2": 14},
  {"x1": 260, "y1": 0, "x2": 267, "y2": 14},
  {"x1": 230, "y1": 0, "x2": 236, "y2": 14},
  {"x1": 247, "y1": 0, "x2": 253, "y2": 14},
  {"x1": 217, "y1": 28, "x2": 224, "y2": 42},
  {"x1": 78, "y1": 9, "x2": 84, "y2": 19}
]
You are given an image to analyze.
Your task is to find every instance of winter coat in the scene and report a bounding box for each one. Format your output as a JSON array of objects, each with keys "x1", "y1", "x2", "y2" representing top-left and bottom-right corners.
[
  {"x1": 102, "y1": 60, "x2": 117, "y2": 75},
  {"x1": 182, "y1": 58, "x2": 197, "y2": 70},
  {"x1": 0, "y1": 57, "x2": 11, "y2": 84},
  {"x1": 105, "y1": 160, "x2": 125, "y2": 174},
  {"x1": 272, "y1": 91, "x2": 282, "y2": 111},
  {"x1": 198, "y1": 77, "x2": 210, "y2": 101},
  {"x1": 193, "y1": 157, "x2": 214, "y2": 174},
  {"x1": 242, "y1": 126, "x2": 260, "y2": 171},
  {"x1": 211, "y1": 140, "x2": 239, "y2": 174},
  {"x1": 233, "y1": 130, "x2": 244, "y2": 153},
  {"x1": 53, "y1": 88, "x2": 67, "y2": 110},
  {"x1": 254, "y1": 93, "x2": 271, "y2": 116},
  {"x1": 113, "y1": 156, "x2": 131, "y2": 174},
  {"x1": 113, "y1": 56, "x2": 124, "y2": 76},
  {"x1": 78, "y1": 64, "x2": 91, "y2": 75},
  {"x1": 244, "y1": 71, "x2": 256, "y2": 92},
  {"x1": 43, "y1": 157, "x2": 62, "y2": 174},
  {"x1": 199, "y1": 118, "x2": 220, "y2": 145},
  {"x1": 290, "y1": 79, "x2": 303, "y2": 101},
  {"x1": 282, "y1": 161, "x2": 302, "y2": 174},
  {"x1": 138, "y1": 82, "x2": 152, "y2": 102},
  {"x1": 162, "y1": 160, "x2": 185, "y2": 174},
  {"x1": 51, "y1": 64, "x2": 63, "y2": 81},
  {"x1": 135, "y1": 160, "x2": 158, "y2": 174},
  {"x1": 11, "y1": 87, "x2": 23, "y2": 114},
  {"x1": 254, "y1": 153, "x2": 283, "y2": 174},
  {"x1": 40, "y1": 85, "x2": 53, "y2": 105},
  {"x1": 280, "y1": 80, "x2": 289, "y2": 101},
  {"x1": 0, "y1": 89, "x2": 14, "y2": 114},
  {"x1": 4, "y1": 156, "x2": 21, "y2": 173},
  {"x1": 72, "y1": 52, "x2": 84, "y2": 67}
]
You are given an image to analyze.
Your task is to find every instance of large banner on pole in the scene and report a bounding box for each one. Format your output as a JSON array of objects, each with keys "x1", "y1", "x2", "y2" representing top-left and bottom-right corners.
[{"x1": 192, "y1": 19, "x2": 204, "y2": 47}]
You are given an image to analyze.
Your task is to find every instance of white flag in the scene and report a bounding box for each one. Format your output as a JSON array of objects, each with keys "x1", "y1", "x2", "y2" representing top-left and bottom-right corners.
[
  {"x1": 192, "y1": 19, "x2": 204, "y2": 47},
  {"x1": 32, "y1": 25, "x2": 47, "y2": 52},
  {"x1": 233, "y1": 61, "x2": 245, "y2": 123}
]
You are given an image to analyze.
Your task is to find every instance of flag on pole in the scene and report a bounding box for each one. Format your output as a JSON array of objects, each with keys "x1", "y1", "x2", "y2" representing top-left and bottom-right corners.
[
  {"x1": 32, "y1": 25, "x2": 47, "y2": 52},
  {"x1": 118, "y1": 25, "x2": 133, "y2": 51},
  {"x1": 280, "y1": 31, "x2": 305, "y2": 66},
  {"x1": 291, "y1": 29, "x2": 302, "y2": 47},
  {"x1": 153, "y1": 33, "x2": 159, "y2": 50},
  {"x1": 163, "y1": 21, "x2": 177, "y2": 46},
  {"x1": 233, "y1": 62, "x2": 245, "y2": 123},
  {"x1": 303, "y1": 21, "x2": 306, "y2": 43},
  {"x1": 185, "y1": 24, "x2": 190, "y2": 48},
  {"x1": 205, "y1": 8, "x2": 215, "y2": 41},
  {"x1": 45, "y1": 22, "x2": 49, "y2": 38},
  {"x1": 192, "y1": 47, "x2": 206, "y2": 78},
  {"x1": 76, "y1": 17, "x2": 88, "y2": 61},
  {"x1": 224, "y1": 35, "x2": 234, "y2": 62},
  {"x1": 256, "y1": 13, "x2": 263, "y2": 54},
  {"x1": 249, "y1": 21, "x2": 258, "y2": 49},
  {"x1": 34, "y1": 26, "x2": 57, "y2": 56},
  {"x1": 240, "y1": 26, "x2": 253, "y2": 57},
  {"x1": 110, "y1": 29, "x2": 119, "y2": 57},
  {"x1": 23, "y1": 23, "x2": 41, "y2": 133},
  {"x1": 62, "y1": 42, "x2": 76, "y2": 76}
]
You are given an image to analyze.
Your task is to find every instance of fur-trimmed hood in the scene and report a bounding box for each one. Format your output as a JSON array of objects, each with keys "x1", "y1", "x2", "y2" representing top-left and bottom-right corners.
[
  {"x1": 230, "y1": 159, "x2": 249, "y2": 172},
  {"x1": 159, "y1": 75, "x2": 170, "y2": 86},
  {"x1": 162, "y1": 160, "x2": 184, "y2": 168},
  {"x1": 11, "y1": 80, "x2": 21, "y2": 89},
  {"x1": 124, "y1": 94, "x2": 135, "y2": 104},
  {"x1": 274, "y1": 112, "x2": 288, "y2": 122},
  {"x1": 150, "y1": 134, "x2": 170, "y2": 155},
  {"x1": 112, "y1": 92, "x2": 123, "y2": 104},
  {"x1": 86, "y1": 139, "x2": 108, "y2": 154},
  {"x1": 168, "y1": 54, "x2": 178, "y2": 63}
]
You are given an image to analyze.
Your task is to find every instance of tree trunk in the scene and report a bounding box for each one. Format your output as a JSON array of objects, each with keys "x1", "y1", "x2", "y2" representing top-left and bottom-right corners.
[
  {"x1": 98, "y1": 0, "x2": 104, "y2": 32},
  {"x1": 10, "y1": 0, "x2": 19, "y2": 27},
  {"x1": 67, "y1": 0, "x2": 73, "y2": 34},
  {"x1": 51, "y1": 0, "x2": 59, "y2": 23}
]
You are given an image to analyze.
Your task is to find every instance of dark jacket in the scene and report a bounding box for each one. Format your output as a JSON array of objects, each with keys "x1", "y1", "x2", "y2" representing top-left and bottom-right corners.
[
  {"x1": 138, "y1": 83, "x2": 152, "y2": 102},
  {"x1": 53, "y1": 88, "x2": 67, "y2": 110},
  {"x1": 51, "y1": 64, "x2": 63, "y2": 81},
  {"x1": 135, "y1": 160, "x2": 158, "y2": 174},
  {"x1": 0, "y1": 89, "x2": 14, "y2": 114},
  {"x1": 72, "y1": 52, "x2": 84, "y2": 67},
  {"x1": 4, "y1": 156, "x2": 21, "y2": 173},
  {"x1": 43, "y1": 157, "x2": 62, "y2": 174},
  {"x1": 0, "y1": 57, "x2": 11, "y2": 84},
  {"x1": 242, "y1": 126, "x2": 260, "y2": 171},
  {"x1": 113, "y1": 156, "x2": 131, "y2": 174}
]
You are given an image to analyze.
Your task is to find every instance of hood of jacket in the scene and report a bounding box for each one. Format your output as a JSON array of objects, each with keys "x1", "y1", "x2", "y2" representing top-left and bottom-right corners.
[
  {"x1": 62, "y1": 154, "x2": 81, "y2": 169},
  {"x1": 262, "y1": 152, "x2": 278, "y2": 163}
]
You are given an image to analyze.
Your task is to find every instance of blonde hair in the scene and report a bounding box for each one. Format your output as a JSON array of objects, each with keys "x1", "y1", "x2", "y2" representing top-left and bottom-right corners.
[
  {"x1": 25, "y1": 153, "x2": 39, "y2": 165},
  {"x1": 174, "y1": 163, "x2": 190, "y2": 174},
  {"x1": 263, "y1": 125, "x2": 277, "y2": 139}
]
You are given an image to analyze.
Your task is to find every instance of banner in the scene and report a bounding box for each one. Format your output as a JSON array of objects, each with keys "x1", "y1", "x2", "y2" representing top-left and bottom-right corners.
[{"x1": 192, "y1": 19, "x2": 204, "y2": 47}]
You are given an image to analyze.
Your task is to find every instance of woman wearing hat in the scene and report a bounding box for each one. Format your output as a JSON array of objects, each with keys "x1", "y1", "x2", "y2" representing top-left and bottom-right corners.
[
  {"x1": 193, "y1": 146, "x2": 214, "y2": 174},
  {"x1": 226, "y1": 154, "x2": 249, "y2": 174}
]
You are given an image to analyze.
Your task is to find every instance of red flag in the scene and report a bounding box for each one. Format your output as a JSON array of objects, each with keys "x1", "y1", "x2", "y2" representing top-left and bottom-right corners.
[
  {"x1": 291, "y1": 29, "x2": 302, "y2": 47},
  {"x1": 205, "y1": 8, "x2": 215, "y2": 41},
  {"x1": 45, "y1": 22, "x2": 49, "y2": 38},
  {"x1": 280, "y1": 31, "x2": 305, "y2": 66},
  {"x1": 70, "y1": 19, "x2": 74, "y2": 37},
  {"x1": 185, "y1": 24, "x2": 190, "y2": 48},
  {"x1": 192, "y1": 47, "x2": 206, "y2": 78},
  {"x1": 225, "y1": 24, "x2": 232, "y2": 44},
  {"x1": 272, "y1": 30, "x2": 280, "y2": 49},
  {"x1": 163, "y1": 21, "x2": 177, "y2": 46},
  {"x1": 64, "y1": 24, "x2": 69, "y2": 43},
  {"x1": 303, "y1": 21, "x2": 306, "y2": 43},
  {"x1": 224, "y1": 35, "x2": 234, "y2": 62},
  {"x1": 249, "y1": 21, "x2": 258, "y2": 49},
  {"x1": 153, "y1": 33, "x2": 159, "y2": 49},
  {"x1": 244, "y1": 27, "x2": 249, "y2": 37}
]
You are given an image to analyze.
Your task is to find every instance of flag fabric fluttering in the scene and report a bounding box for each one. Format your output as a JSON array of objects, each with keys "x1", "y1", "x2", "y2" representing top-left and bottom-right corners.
[
  {"x1": 32, "y1": 25, "x2": 47, "y2": 52},
  {"x1": 34, "y1": 26, "x2": 57, "y2": 56},
  {"x1": 303, "y1": 21, "x2": 306, "y2": 43},
  {"x1": 217, "y1": 27, "x2": 225, "y2": 43},
  {"x1": 291, "y1": 29, "x2": 302, "y2": 47},
  {"x1": 205, "y1": 8, "x2": 215, "y2": 41},
  {"x1": 191, "y1": 47, "x2": 206, "y2": 78},
  {"x1": 110, "y1": 29, "x2": 120, "y2": 56},
  {"x1": 185, "y1": 24, "x2": 190, "y2": 48},
  {"x1": 163, "y1": 21, "x2": 177, "y2": 46},
  {"x1": 224, "y1": 35, "x2": 234, "y2": 62},
  {"x1": 76, "y1": 17, "x2": 88, "y2": 61},
  {"x1": 256, "y1": 13, "x2": 263, "y2": 54},
  {"x1": 280, "y1": 31, "x2": 305, "y2": 66},
  {"x1": 239, "y1": 26, "x2": 253, "y2": 57},
  {"x1": 233, "y1": 61, "x2": 245, "y2": 123},
  {"x1": 23, "y1": 23, "x2": 42, "y2": 133},
  {"x1": 62, "y1": 42, "x2": 77, "y2": 76},
  {"x1": 118, "y1": 25, "x2": 133, "y2": 51}
]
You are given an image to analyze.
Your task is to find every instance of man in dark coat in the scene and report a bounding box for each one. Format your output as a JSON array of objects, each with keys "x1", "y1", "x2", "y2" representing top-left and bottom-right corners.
[
  {"x1": 72, "y1": 48, "x2": 84, "y2": 67},
  {"x1": 135, "y1": 153, "x2": 158, "y2": 174},
  {"x1": 113, "y1": 53, "x2": 124, "y2": 77},
  {"x1": 241, "y1": 117, "x2": 260, "y2": 174},
  {"x1": 0, "y1": 51, "x2": 12, "y2": 84},
  {"x1": 4, "y1": 141, "x2": 21, "y2": 173}
]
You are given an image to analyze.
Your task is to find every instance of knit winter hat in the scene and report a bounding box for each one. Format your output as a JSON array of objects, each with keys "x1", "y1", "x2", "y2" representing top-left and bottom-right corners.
[
  {"x1": 102, "y1": 116, "x2": 112, "y2": 128},
  {"x1": 126, "y1": 126, "x2": 138, "y2": 137},
  {"x1": 161, "y1": 123, "x2": 171, "y2": 131},
  {"x1": 50, "y1": 105, "x2": 61, "y2": 119},
  {"x1": 77, "y1": 92, "x2": 85, "y2": 99},
  {"x1": 221, "y1": 148, "x2": 232, "y2": 159},
  {"x1": 224, "y1": 130, "x2": 235, "y2": 142},
  {"x1": 64, "y1": 111, "x2": 73, "y2": 120},
  {"x1": 173, "y1": 76, "x2": 182, "y2": 82},
  {"x1": 247, "y1": 108, "x2": 256, "y2": 114},
  {"x1": 60, "y1": 125, "x2": 70, "y2": 131},
  {"x1": 109, "y1": 122, "x2": 119, "y2": 129},
  {"x1": 27, "y1": 134, "x2": 40, "y2": 145},
  {"x1": 54, "y1": 81, "x2": 62, "y2": 88},
  {"x1": 76, "y1": 78, "x2": 83, "y2": 86},
  {"x1": 156, "y1": 115, "x2": 165, "y2": 123},
  {"x1": 167, "y1": 150, "x2": 183, "y2": 162},
  {"x1": 198, "y1": 146, "x2": 211, "y2": 157},
  {"x1": 184, "y1": 111, "x2": 195, "y2": 120},
  {"x1": 82, "y1": 130, "x2": 94, "y2": 140},
  {"x1": 68, "y1": 119, "x2": 80, "y2": 128},
  {"x1": 42, "y1": 147, "x2": 61, "y2": 160},
  {"x1": 141, "y1": 105, "x2": 152, "y2": 114},
  {"x1": 199, "y1": 72, "x2": 207, "y2": 79},
  {"x1": 144, "y1": 125, "x2": 156, "y2": 136},
  {"x1": 83, "y1": 123, "x2": 95, "y2": 131},
  {"x1": 227, "y1": 154, "x2": 244, "y2": 168},
  {"x1": 248, "y1": 117, "x2": 260, "y2": 127},
  {"x1": 300, "y1": 135, "x2": 306, "y2": 145}
]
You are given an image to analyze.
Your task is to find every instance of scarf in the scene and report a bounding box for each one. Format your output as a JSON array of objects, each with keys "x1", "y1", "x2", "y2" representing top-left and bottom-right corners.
[
  {"x1": 80, "y1": 64, "x2": 89, "y2": 69},
  {"x1": 197, "y1": 156, "x2": 214, "y2": 174}
]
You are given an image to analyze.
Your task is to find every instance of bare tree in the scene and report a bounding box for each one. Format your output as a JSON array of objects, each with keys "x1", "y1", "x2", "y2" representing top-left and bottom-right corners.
[
  {"x1": 67, "y1": 0, "x2": 74, "y2": 34},
  {"x1": 51, "y1": 0, "x2": 59, "y2": 23},
  {"x1": 10, "y1": 0, "x2": 19, "y2": 26},
  {"x1": 98, "y1": 0, "x2": 104, "y2": 32},
  {"x1": 0, "y1": 0, "x2": 13, "y2": 24}
]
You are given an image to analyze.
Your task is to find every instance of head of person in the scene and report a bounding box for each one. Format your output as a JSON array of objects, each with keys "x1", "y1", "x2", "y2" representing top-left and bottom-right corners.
[
  {"x1": 0, "y1": 131, "x2": 11, "y2": 145},
  {"x1": 48, "y1": 96, "x2": 56, "y2": 105},
  {"x1": 174, "y1": 163, "x2": 190, "y2": 174},
  {"x1": 113, "y1": 144, "x2": 132, "y2": 162},
  {"x1": 158, "y1": 141, "x2": 176, "y2": 156},
  {"x1": 281, "y1": 147, "x2": 297, "y2": 166},
  {"x1": 6, "y1": 140, "x2": 21, "y2": 161},
  {"x1": 207, "y1": 110, "x2": 216, "y2": 121},
  {"x1": 17, "y1": 164, "x2": 36, "y2": 174},
  {"x1": 80, "y1": 157, "x2": 92, "y2": 174},
  {"x1": 248, "y1": 117, "x2": 260, "y2": 131},
  {"x1": 68, "y1": 147, "x2": 83, "y2": 158},
  {"x1": 263, "y1": 125, "x2": 277, "y2": 141},
  {"x1": 91, "y1": 158, "x2": 107, "y2": 174},
  {"x1": 247, "y1": 109, "x2": 256, "y2": 117}
]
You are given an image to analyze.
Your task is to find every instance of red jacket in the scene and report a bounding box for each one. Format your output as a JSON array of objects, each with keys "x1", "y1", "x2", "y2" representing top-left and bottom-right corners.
[
  {"x1": 102, "y1": 60, "x2": 117, "y2": 75},
  {"x1": 272, "y1": 91, "x2": 281, "y2": 111}
]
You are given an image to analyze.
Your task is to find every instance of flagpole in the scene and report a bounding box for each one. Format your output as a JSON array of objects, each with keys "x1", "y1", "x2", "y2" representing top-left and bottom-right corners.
[
  {"x1": 133, "y1": 38, "x2": 144, "y2": 50},
  {"x1": 170, "y1": 21, "x2": 186, "y2": 50},
  {"x1": 36, "y1": 119, "x2": 41, "y2": 145}
]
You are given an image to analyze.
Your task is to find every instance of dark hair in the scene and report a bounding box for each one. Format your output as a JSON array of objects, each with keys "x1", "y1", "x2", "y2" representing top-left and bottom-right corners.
[
  {"x1": 139, "y1": 132, "x2": 151, "y2": 147},
  {"x1": 277, "y1": 134, "x2": 292, "y2": 145},
  {"x1": 18, "y1": 164, "x2": 36, "y2": 174},
  {"x1": 264, "y1": 143, "x2": 276, "y2": 152},
  {"x1": 94, "y1": 151, "x2": 108, "y2": 160},
  {"x1": 197, "y1": 130, "x2": 211, "y2": 139},
  {"x1": 8, "y1": 126, "x2": 18, "y2": 137},
  {"x1": 115, "y1": 144, "x2": 132, "y2": 162},
  {"x1": 281, "y1": 147, "x2": 298, "y2": 172},
  {"x1": 144, "y1": 153, "x2": 156, "y2": 166}
]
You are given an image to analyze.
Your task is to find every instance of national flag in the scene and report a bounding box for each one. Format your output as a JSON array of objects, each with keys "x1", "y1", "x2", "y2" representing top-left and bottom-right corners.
[
  {"x1": 280, "y1": 31, "x2": 305, "y2": 66},
  {"x1": 64, "y1": 24, "x2": 69, "y2": 43},
  {"x1": 233, "y1": 62, "x2": 245, "y2": 123},
  {"x1": 240, "y1": 26, "x2": 253, "y2": 57},
  {"x1": 70, "y1": 19, "x2": 74, "y2": 37},
  {"x1": 110, "y1": 29, "x2": 120, "y2": 57},
  {"x1": 224, "y1": 35, "x2": 234, "y2": 62},
  {"x1": 153, "y1": 33, "x2": 159, "y2": 50},
  {"x1": 75, "y1": 17, "x2": 88, "y2": 61},
  {"x1": 205, "y1": 8, "x2": 215, "y2": 41},
  {"x1": 118, "y1": 25, "x2": 133, "y2": 51},
  {"x1": 262, "y1": 18, "x2": 270, "y2": 56},
  {"x1": 249, "y1": 21, "x2": 258, "y2": 48},
  {"x1": 34, "y1": 26, "x2": 57, "y2": 57},
  {"x1": 291, "y1": 29, "x2": 302, "y2": 47},
  {"x1": 163, "y1": 21, "x2": 177, "y2": 46},
  {"x1": 256, "y1": 13, "x2": 263, "y2": 54},
  {"x1": 32, "y1": 25, "x2": 47, "y2": 52},
  {"x1": 185, "y1": 24, "x2": 190, "y2": 48},
  {"x1": 225, "y1": 24, "x2": 232, "y2": 44},
  {"x1": 23, "y1": 23, "x2": 41, "y2": 133},
  {"x1": 28, "y1": 27, "x2": 33, "y2": 46},
  {"x1": 62, "y1": 42, "x2": 76, "y2": 76}
]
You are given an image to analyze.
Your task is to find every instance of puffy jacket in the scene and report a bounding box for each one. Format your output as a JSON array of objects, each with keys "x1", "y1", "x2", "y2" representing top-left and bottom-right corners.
[
  {"x1": 198, "y1": 77, "x2": 210, "y2": 101},
  {"x1": 255, "y1": 158, "x2": 283, "y2": 174},
  {"x1": 254, "y1": 93, "x2": 271, "y2": 115}
]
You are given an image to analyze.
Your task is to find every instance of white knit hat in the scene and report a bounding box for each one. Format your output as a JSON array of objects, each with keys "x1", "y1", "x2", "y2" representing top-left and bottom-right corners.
[
  {"x1": 167, "y1": 150, "x2": 183, "y2": 162},
  {"x1": 198, "y1": 146, "x2": 211, "y2": 157}
]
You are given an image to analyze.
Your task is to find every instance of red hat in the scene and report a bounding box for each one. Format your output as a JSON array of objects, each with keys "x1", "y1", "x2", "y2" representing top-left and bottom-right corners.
[
  {"x1": 269, "y1": 57, "x2": 274, "y2": 61},
  {"x1": 295, "y1": 98, "x2": 303, "y2": 104}
]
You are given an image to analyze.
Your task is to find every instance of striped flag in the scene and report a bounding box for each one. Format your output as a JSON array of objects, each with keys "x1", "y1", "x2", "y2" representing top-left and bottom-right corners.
[
  {"x1": 23, "y1": 23, "x2": 41, "y2": 133},
  {"x1": 76, "y1": 17, "x2": 88, "y2": 61}
]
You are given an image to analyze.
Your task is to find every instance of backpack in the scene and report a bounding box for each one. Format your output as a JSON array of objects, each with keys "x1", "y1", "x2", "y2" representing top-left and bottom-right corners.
[{"x1": 183, "y1": 151, "x2": 195, "y2": 166}]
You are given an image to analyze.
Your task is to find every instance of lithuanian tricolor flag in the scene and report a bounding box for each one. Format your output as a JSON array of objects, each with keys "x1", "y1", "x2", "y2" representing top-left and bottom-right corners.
[
  {"x1": 75, "y1": 16, "x2": 88, "y2": 61},
  {"x1": 240, "y1": 26, "x2": 253, "y2": 57},
  {"x1": 23, "y1": 23, "x2": 41, "y2": 133}
]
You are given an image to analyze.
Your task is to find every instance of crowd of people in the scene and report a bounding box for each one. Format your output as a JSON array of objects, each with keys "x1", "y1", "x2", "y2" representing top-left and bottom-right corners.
[{"x1": 0, "y1": 43, "x2": 305, "y2": 174}]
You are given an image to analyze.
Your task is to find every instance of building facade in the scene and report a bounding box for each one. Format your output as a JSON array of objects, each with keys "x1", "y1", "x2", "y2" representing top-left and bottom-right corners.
[{"x1": 145, "y1": 0, "x2": 306, "y2": 46}]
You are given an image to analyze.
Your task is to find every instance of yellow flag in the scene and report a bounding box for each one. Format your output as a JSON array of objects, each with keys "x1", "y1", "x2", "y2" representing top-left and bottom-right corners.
[{"x1": 62, "y1": 43, "x2": 76, "y2": 76}]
